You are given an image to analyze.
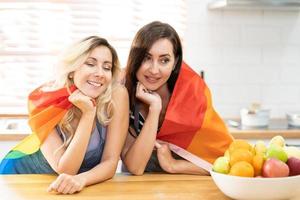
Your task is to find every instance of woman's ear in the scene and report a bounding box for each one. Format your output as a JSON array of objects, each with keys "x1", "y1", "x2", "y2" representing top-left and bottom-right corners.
[{"x1": 68, "y1": 72, "x2": 74, "y2": 79}]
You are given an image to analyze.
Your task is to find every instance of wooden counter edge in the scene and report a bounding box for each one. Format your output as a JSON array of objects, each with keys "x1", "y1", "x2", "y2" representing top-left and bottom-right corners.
[
  {"x1": 0, "y1": 133, "x2": 28, "y2": 141},
  {"x1": 231, "y1": 130, "x2": 300, "y2": 139}
]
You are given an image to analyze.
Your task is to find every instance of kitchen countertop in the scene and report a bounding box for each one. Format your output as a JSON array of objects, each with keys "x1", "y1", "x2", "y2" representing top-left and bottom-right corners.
[
  {"x1": 0, "y1": 173, "x2": 230, "y2": 200},
  {"x1": 228, "y1": 118, "x2": 300, "y2": 139}
]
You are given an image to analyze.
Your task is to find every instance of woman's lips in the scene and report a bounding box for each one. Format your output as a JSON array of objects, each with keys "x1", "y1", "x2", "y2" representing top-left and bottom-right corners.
[
  {"x1": 145, "y1": 75, "x2": 160, "y2": 84},
  {"x1": 87, "y1": 80, "x2": 102, "y2": 87}
]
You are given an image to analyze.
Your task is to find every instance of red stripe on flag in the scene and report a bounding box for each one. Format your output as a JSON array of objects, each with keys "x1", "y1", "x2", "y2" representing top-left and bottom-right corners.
[{"x1": 157, "y1": 62, "x2": 207, "y2": 149}]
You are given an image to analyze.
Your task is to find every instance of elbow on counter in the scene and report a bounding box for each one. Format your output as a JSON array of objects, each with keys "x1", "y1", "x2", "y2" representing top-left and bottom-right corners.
[
  {"x1": 124, "y1": 164, "x2": 145, "y2": 176},
  {"x1": 130, "y1": 169, "x2": 145, "y2": 176},
  {"x1": 103, "y1": 158, "x2": 121, "y2": 179},
  {"x1": 55, "y1": 165, "x2": 78, "y2": 175}
]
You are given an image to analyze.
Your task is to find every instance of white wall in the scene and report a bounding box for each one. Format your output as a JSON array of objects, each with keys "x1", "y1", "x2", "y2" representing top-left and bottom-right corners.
[
  {"x1": 184, "y1": 0, "x2": 300, "y2": 118},
  {"x1": 0, "y1": 141, "x2": 18, "y2": 160}
]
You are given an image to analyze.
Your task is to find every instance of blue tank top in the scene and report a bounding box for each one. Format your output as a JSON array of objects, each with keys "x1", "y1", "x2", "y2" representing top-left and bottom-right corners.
[{"x1": 1, "y1": 120, "x2": 106, "y2": 174}]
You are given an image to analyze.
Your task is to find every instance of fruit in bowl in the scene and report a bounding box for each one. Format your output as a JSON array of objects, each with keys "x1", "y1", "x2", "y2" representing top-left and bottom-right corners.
[
  {"x1": 210, "y1": 136, "x2": 300, "y2": 199},
  {"x1": 287, "y1": 157, "x2": 300, "y2": 176},
  {"x1": 269, "y1": 135, "x2": 285, "y2": 147},
  {"x1": 210, "y1": 170, "x2": 300, "y2": 200},
  {"x1": 284, "y1": 146, "x2": 300, "y2": 159},
  {"x1": 262, "y1": 158, "x2": 289, "y2": 178},
  {"x1": 266, "y1": 145, "x2": 288, "y2": 162},
  {"x1": 212, "y1": 137, "x2": 299, "y2": 178},
  {"x1": 212, "y1": 156, "x2": 230, "y2": 174}
]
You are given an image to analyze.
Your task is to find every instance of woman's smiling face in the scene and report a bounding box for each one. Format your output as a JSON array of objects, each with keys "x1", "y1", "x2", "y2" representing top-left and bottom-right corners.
[
  {"x1": 136, "y1": 38, "x2": 175, "y2": 91},
  {"x1": 73, "y1": 46, "x2": 113, "y2": 98}
]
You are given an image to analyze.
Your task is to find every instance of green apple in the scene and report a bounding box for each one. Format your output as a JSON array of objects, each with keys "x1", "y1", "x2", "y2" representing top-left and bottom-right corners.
[
  {"x1": 213, "y1": 156, "x2": 230, "y2": 174},
  {"x1": 266, "y1": 145, "x2": 288, "y2": 163},
  {"x1": 254, "y1": 140, "x2": 267, "y2": 155},
  {"x1": 269, "y1": 135, "x2": 285, "y2": 148},
  {"x1": 284, "y1": 146, "x2": 300, "y2": 159}
]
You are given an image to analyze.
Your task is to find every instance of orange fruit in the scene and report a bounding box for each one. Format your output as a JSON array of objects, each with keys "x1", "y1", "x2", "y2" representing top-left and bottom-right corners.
[
  {"x1": 229, "y1": 139, "x2": 253, "y2": 153},
  {"x1": 250, "y1": 146, "x2": 256, "y2": 156},
  {"x1": 252, "y1": 154, "x2": 264, "y2": 176},
  {"x1": 224, "y1": 150, "x2": 230, "y2": 160},
  {"x1": 230, "y1": 149, "x2": 253, "y2": 166},
  {"x1": 229, "y1": 161, "x2": 254, "y2": 177}
]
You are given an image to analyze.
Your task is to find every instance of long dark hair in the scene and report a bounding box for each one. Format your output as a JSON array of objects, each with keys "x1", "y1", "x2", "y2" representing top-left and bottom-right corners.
[{"x1": 125, "y1": 21, "x2": 183, "y2": 110}]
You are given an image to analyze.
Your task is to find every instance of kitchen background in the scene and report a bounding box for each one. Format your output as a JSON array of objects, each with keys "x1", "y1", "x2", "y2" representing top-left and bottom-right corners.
[
  {"x1": 186, "y1": 0, "x2": 300, "y2": 118},
  {"x1": 0, "y1": 0, "x2": 300, "y2": 157},
  {"x1": 1, "y1": 0, "x2": 300, "y2": 118}
]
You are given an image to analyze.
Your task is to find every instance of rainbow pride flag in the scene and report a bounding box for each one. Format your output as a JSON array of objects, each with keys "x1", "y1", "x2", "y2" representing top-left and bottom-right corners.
[
  {"x1": 0, "y1": 84, "x2": 76, "y2": 173},
  {"x1": 157, "y1": 62, "x2": 233, "y2": 171}
]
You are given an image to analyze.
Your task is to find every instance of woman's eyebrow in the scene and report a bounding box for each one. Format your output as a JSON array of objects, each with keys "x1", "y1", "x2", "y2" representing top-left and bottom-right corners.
[
  {"x1": 159, "y1": 54, "x2": 171, "y2": 57},
  {"x1": 103, "y1": 61, "x2": 112, "y2": 64},
  {"x1": 86, "y1": 57, "x2": 97, "y2": 62},
  {"x1": 146, "y1": 53, "x2": 171, "y2": 57}
]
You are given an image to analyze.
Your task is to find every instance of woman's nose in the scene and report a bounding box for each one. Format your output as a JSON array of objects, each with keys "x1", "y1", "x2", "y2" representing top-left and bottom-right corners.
[
  {"x1": 94, "y1": 66, "x2": 105, "y2": 77},
  {"x1": 148, "y1": 61, "x2": 159, "y2": 74}
]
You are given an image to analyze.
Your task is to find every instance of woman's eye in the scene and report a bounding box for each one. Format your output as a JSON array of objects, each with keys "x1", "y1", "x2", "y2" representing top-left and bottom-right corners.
[
  {"x1": 103, "y1": 65, "x2": 112, "y2": 71},
  {"x1": 161, "y1": 58, "x2": 170, "y2": 64},
  {"x1": 86, "y1": 63, "x2": 95, "y2": 67},
  {"x1": 144, "y1": 56, "x2": 151, "y2": 62}
]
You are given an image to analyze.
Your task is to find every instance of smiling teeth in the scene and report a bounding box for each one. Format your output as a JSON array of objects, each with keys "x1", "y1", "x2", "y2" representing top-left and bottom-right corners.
[
  {"x1": 88, "y1": 81, "x2": 102, "y2": 87},
  {"x1": 146, "y1": 76, "x2": 159, "y2": 81}
]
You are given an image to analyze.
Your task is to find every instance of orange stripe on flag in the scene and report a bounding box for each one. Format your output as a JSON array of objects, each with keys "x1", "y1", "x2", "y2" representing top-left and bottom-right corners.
[{"x1": 187, "y1": 87, "x2": 233, "y2": 163}]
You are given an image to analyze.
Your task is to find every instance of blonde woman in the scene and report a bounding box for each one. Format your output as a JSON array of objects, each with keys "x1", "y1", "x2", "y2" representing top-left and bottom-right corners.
[{"x1": 0, "y1": 36, "x2": 129, "y2": 194}]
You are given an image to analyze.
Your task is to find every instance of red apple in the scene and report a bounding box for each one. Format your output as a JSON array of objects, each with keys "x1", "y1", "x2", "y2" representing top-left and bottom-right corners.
[
  {"x1": 262, "y1": 158, "x2": 289, "y2": 178},
  {"x1": 287, "y1": 157, "x2": 300, "y2": 176}
]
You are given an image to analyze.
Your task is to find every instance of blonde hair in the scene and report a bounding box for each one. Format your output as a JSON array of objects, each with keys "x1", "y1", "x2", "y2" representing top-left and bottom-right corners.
[{"x1": 51, "y1": 36, "x2": 120, "y2": 151}]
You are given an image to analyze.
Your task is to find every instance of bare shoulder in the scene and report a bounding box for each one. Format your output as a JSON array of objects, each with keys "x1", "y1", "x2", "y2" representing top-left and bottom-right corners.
[
  {"x1": 112, "y1": 83, "x2": 129, "y2": 101},
  {"x1": 109, "y1": 84, "x2": 129, "y2": 133}
]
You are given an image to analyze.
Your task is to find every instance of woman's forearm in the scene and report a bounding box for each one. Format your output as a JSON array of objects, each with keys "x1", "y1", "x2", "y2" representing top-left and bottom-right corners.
[
  {"x1": 78, "y1": 85, "x2": 129, "y2": 185},
  {"x1": 56, "y1": 112, "x2": 95, "y2": 174},
  {"x1": 76, "y1": 158, "x2": 119, "y2": 186},
  {"x1": 171, "y1": 159, "x2": 210, "y2": 175},
  {"x1": 124, "y1": 109, "x2": 160, "y2": 175}
]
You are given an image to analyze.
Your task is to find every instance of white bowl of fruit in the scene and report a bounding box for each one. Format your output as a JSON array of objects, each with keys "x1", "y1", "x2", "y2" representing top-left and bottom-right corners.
[{"x1": 210, "y1": 136, "x2": 300, "y2": 200}]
